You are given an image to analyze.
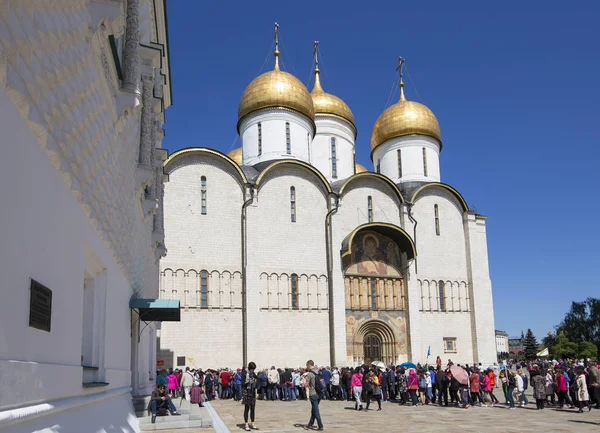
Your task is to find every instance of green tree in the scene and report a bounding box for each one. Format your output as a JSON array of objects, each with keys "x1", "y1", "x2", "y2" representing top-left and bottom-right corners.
[
  {"x1": 523, "y1": 328, "x2": 539, "y2": 360},
  {"x1": 560, "y1": 297, "x2": 600, "y2": 353},
  {"x1": 550, "y1": 331, "x2": 578, "y2": 359},
  {"x1": 578, "y1": 341, "x2": 598, "y2": 359}
]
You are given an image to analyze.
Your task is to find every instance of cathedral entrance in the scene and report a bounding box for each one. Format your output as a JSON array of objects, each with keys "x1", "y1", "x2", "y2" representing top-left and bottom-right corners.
[
  {"x1": 341, "y1": 224, "x2": 416, "y2": 365},
  {"x1": 363, "y1": 334, "x2": 382, "y2": 365}
]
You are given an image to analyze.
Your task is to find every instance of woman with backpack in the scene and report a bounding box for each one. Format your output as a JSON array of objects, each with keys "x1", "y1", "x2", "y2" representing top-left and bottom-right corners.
[
  {"x1": 532, "y1": 368, "x2": 547, "y2": 410},
  {"x1": 407, "y1": 369, "x2": 420, "y2": 406},
  {"x1": 365, "y1": 369, "x2": 382, "y2": 411},
  {"x1": 242, "y1": 362, "x2": 259, "y2": 431}
]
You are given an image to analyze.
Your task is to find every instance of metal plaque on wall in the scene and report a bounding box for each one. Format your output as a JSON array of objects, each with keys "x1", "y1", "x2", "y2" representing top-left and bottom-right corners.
[{"x1": 29, "y1": 279, "x2": 52, "y2": 332}]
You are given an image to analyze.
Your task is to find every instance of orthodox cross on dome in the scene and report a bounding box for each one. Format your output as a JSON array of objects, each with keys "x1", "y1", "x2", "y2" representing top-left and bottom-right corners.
[
  {"x1": 312, "y1": 40, "x2": 323, "y2": 92},
  {"x1": 396, "y1": 56, "x2": 406, "y2": 101},
  {"x1": 274, "y1": 22, "x2": 280, "y2": 70}
]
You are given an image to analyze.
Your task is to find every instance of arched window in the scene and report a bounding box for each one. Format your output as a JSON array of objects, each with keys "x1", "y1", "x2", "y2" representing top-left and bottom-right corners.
[
  {"x1": 422, "y1": 147, "x2": 428, "y2": 177},
  {"x1": 201, "y1": 176, "x2": 207, "y2": 215},
  {"x1": 286, "y1": 122, "x2": 291, "y2": 154},
  {"x1": 291, "y1": 274, "x2": 299, "y2": 309},
  {"x1": 439, "y1": 280, "x2": 445, "y2": 311},
  {"x1": 258, "y1": 122, "x2": 262, "y2": 156},
  {"x1": 367, "y1": 196, "x2": 373, "y2": 223},
  {"x1": 434, "y1": 204, "x2": 440, "y2": 235},
  {"x1": 201, "y1": 271, "x2": 209, "y2": 308},
  {"x1": 331, "y1": 137, "x2": 337, "y2": 179},
  {"x1": 397, "y1": 149, "x2": 402, "y2": 178},
  {"x1": 290, "y1": 186, "x2": 296, "y2": 222},
  {"x1": 370, "y1": 278, "x2": 377, "y2": 310},
  {"x1": 376, "y1": 159, "x2": 381, "y2": 173}
]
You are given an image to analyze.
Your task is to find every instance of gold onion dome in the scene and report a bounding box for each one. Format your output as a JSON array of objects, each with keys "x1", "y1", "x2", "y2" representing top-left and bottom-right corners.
[
  {"x1": 370, "y1": 81, "x2": 441, "y2": 154},
  {"x1": 355, "y1": 163, "x2": 368, "y2": 173},
  {"x1": 238, "y1": 48, "x2": 314, "y2": 130},
  {"x1": 227, "y1": 147, "x2": 242, "y2": 165},
  {"x1": 311, "y1": 68, "x2": 355, "y2": 128}
]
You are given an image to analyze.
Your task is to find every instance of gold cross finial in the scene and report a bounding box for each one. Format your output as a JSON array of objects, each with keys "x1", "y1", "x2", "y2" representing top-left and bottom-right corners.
[
  {"x1": 312, "y1": 41, "x2": 323, "y2": 92},
  {"x1": 274, "y1": 22, "x2": 280, "y2": 70},
  {"x1": 396, "y1": 57, "x2": 406, "y2": 101}
]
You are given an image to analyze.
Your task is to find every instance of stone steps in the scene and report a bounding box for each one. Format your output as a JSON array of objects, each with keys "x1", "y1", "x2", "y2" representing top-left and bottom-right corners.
[{"x1": 135, "y1": 397, "x2": 213, "y2": 430}]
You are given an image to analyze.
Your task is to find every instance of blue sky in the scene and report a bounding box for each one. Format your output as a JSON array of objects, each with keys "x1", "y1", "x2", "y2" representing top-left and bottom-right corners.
[{"x1": 162, "y1": 1, "x2": 600, "y2": 342}]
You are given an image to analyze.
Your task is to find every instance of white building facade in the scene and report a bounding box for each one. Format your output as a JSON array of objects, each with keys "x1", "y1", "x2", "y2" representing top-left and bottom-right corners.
[
  {"x1": 158, "y1": 42, "x2": 497, "y2": 370},
  {"x1": 0, "y1": 1, "x2": 172, "y2": 432}
]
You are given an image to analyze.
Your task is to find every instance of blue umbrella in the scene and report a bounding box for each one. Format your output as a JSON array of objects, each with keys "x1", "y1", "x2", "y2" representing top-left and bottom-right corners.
[{"x1": 399, "y1": 362, "x2": 416, "y2": 369}]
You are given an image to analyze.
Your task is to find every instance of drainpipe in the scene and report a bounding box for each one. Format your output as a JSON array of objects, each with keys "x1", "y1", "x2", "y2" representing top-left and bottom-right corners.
[
  {"x1": 406, "y1": 203, "x2": 418, "y2": 274},
  {"x1": 325, "y1": 193, "x2": 339, "y2": 367},
  {"x1": 241, "y1": 185, "x2": 254, "y2": 368}
]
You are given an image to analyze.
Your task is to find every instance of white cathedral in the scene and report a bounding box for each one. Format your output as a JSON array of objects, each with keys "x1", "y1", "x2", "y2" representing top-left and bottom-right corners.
[{"x1": 157, "y1": 37, "x2": 497, "y2": 370}]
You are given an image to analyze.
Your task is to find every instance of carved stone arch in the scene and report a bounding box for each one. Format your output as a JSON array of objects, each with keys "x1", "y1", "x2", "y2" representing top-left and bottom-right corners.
[
  {"x1": 255, "y1": 159, "x2": 332, "y2": 199},
  {"x1": 164, "y1": 147, "x2": 247, "y2": 188},
  {"x1": 410, "y1": 182, "x2": 469, "y2": 212},
  {"x1": 354, "y1": 319, "x2": 398, "y2": 366}
]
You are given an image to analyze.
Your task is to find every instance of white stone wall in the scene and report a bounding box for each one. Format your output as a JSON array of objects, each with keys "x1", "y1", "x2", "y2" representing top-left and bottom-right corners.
[
  {"x1": 409, "y1": 188, "x2": 475, "y2": 363},
  {"x1": 311, "y1": 117, "x2": 355, "y2": 181},
  {"x1": 162, "y1": 154, "x2": 244, "y2": 271},
  {"x1": 246, "y1": 165, "x2": 330, "y2": 368},
  {"x1": 158, "y1": 153, "x2": 245, "y2": 369},
  {"x1": 240, "y1": 109, "x2": 313, "y2": 165},
  {"x1": 0, "y1": 1, "x2": 171, "y2": 431},
  {"x1": 465, "y1": 214, "x2": 497, "y2": 366},
  {"x1": 373, "y1": 135, "x2": 441, "y2": 183}
]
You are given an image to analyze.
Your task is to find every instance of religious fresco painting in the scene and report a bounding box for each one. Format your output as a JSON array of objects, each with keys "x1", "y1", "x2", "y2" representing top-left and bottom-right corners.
[
  {"x1": 344, "y1": 231, "x2": 403, "y2": 277},
  {"x1": 342, "y1": 230, "x2": 409, "y2": 365}
]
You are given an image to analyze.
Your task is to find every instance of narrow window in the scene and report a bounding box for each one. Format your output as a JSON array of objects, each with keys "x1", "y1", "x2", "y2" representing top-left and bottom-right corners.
[
  {"x1": 434, "y1": 204, "x2": 440, "y2": 236},
  {"x1": 290, "y1": 186, "x2": 296, "y2": 222},
  {"x1": 286, "y1": 122, "x2": 291, "y2": 154},
  {"x1": 307, "y1": 133, "x2": 311, "y2": 161},
  {"x1": 397, "y1": 149, "x2": 402, "y2": 178},
  {"x1": 258, "y1": 123, "x2": 262, "y2": 156},
  {"x1": 422, "y1": 147, "x2": 428, "y2": 176},
  {"x1": 201, "y1": 271, "x2": 208, "y2": 307},
  {"x1": 291, "y1": 274, "x2": 299, "y2": 309},
  {"x1": 370, "y1": 278, "x2": 377, "y2": 310},
  {"x1": 439, "y1": 280, "x2": 445, "y2": 311},
  {"x1": 331, "y1": 138, "x2": 337, "y2": 179},
  {"x1": 201, "y1": 176, "x2": 207, "y2": 215},
  {"x1": 367, "y1": 196, "x2": 373, "y2": 223},
  {"x1": 376, "y1": 159, "x2": 381, "y2": 173}
]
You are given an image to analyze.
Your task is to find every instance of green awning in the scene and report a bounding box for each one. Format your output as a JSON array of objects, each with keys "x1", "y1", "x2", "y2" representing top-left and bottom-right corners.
[{"x1": 129, "y1": 298, "x2": 180, "y2": 322}]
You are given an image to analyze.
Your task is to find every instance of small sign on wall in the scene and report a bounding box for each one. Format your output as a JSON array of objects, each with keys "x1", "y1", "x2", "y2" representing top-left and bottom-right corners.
[
  {"x1": 157, "y1": 360, "x2": 165, "y2": 367},
  {"x1": 29, "y1": 279, "x2": 52, "y2": 332}
]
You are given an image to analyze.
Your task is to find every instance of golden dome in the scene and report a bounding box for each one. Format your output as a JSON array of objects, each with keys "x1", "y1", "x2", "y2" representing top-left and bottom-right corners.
[
  {"x1": 311, "y1": 68, "x2": 355, "y2": 127},
  {"x1": 370, "y1": 83, "x2": 441, "y2": 153},
  {"x1": 227, "y1": 147, "x2": 242, "y2": 165},
  {"x1": 238, "y1": 50, "x2": 314, "y2": 130},
  {"x1": 355, "y1": 163, "x2": 368, "y2": 174}
]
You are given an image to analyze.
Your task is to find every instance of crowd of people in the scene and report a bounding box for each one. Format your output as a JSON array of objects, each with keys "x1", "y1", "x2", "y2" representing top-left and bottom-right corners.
[{"x1": 150, "y1": 356, "x2": 600, "y2": 430}]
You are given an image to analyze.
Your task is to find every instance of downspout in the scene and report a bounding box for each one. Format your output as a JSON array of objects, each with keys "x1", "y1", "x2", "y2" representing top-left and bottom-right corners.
[
  {"x1": 406, "y1": 203, "x2": 418, "y2": 274},
  {"x1": 405, "y1": 202, "x2": 418, "y2": 363},
  {"x1": 241, "y1": 185, "x2": 254, "y2": 368},
  {"x1": 325, "y1": 193, "x2": 339, "y2": 367}
]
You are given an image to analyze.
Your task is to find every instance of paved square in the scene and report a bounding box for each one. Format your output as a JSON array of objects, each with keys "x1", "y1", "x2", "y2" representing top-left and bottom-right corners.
[{"x1": 210, "y1": 398, "x2": 600, "y2": 433}]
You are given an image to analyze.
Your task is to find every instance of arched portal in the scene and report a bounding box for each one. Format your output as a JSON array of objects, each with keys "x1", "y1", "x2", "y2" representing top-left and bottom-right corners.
[
  {"x1": 363, "y1": 334, "x2": 382, "y2": 365},
  {"x1": 342, "y1": 223, "x2": 412, "y2": 365},
  {"x1": 352, "y1": 319, "x2": 398, "y2": 366}
]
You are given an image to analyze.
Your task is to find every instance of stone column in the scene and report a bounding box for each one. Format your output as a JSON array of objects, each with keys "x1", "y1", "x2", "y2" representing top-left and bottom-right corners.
[
  {"x1": 122, "y1": 0, "x2": 141, "y2": 95},
  {"x1": 139, "y1": 75, "x2": 154, "y2": 167}
]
